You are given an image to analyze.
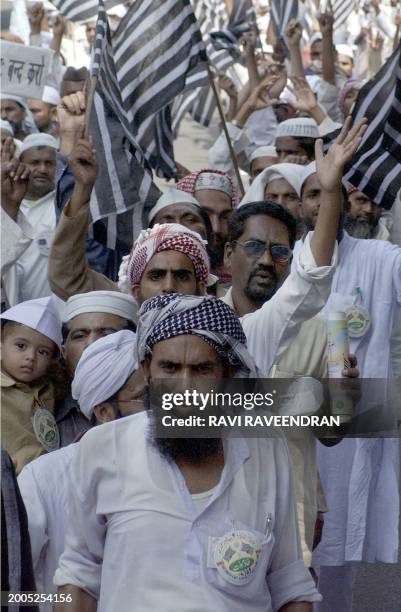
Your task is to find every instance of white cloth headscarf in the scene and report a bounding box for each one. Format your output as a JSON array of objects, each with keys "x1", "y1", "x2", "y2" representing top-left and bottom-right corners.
[
  {"x1": 72, "y1": 330, "x2": 138, "y2": 418},
  {"x1": 239, "y1": 163, "x2": 304, "y2": 207}
]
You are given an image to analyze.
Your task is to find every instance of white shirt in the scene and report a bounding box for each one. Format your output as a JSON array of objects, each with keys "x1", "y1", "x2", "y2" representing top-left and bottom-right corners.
[
  {"x1": 54, "y1": 412, "x2": 321, "y2": 611},
  {"x1": 292, "y1": 233, "x2": 401, "y2": 565},
  {"x1": 18, "y1": 444, "x2": 77, "y2": 610},
  {"x1": 240, "y1": 232, "x2": 337, "y2": 376},
  {"x1": 2, "y1": 191, "x2": 56, "y2": 306}
]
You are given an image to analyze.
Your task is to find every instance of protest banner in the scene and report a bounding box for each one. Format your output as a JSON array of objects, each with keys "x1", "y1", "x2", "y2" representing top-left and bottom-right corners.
[{"x1": 0, "y1": 41, "x2": 53, "y2": 100}]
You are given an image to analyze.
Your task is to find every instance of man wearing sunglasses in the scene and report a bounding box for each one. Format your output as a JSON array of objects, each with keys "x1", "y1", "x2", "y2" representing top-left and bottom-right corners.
[{"x1": 222, "y1": 117, "x2": 366, "y2": 377}]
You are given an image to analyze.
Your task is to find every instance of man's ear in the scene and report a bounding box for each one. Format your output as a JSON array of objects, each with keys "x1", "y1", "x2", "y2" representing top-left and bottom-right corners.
[
  {"x1": 141, "y1": 357, "x2": 151, "y2": 384},
  {"x1": 224, "y1": 242, "x2": 233, "y2": 271},
  {"x1": 60, "y1": 344, "x2": 66, "y2": 360},
  {"x1": 196, "y1": 281, "x2": 207, "y2": 296},
  {"x1": 93, "y1": 403, "x2": 116, "y2": 424},
  {"x1": 131, "y1": 284, "x2": 141, "y2": 304}
]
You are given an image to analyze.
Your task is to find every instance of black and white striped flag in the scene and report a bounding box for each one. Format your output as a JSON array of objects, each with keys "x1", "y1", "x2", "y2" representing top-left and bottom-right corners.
[
  {"x1": 383, "y1": 47, "x2": 401, "y2": 162},
  {"x1": 271, "y1": 0, "x2": 299, "y2": 50},
  {"x1": 97, "y1": 0, "x2": 208, "y2": 177},
  {"x1": 89, "y1": 93, "x2": 161, "y2": 251},
  {"x1": 86, "y1": 2, "x2": 161, "y2": 250},
  {"x1": 50, "y1": 0, "x2": 122, "y2": 22},
  {"x1": 228, "y1": 0, "x2": 256, "y2": 29},
  {"x1": 173, "y1": 0, "x2": 235, "y2": 131},
  {"x1": 344, "y1": 45, "x2": 401, "y2": 209},
  {"x1": 330, "y1": 0, "x2": 355, "y2": 31}
]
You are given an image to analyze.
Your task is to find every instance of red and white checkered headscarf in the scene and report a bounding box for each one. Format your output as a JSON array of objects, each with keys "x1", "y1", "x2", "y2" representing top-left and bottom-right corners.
[
  {"x1": 176, "y1": 168, "x2": 238, "y2": 208},
  {"x1": 120, "y1": 224, "x2": 213, "y2": 290}
]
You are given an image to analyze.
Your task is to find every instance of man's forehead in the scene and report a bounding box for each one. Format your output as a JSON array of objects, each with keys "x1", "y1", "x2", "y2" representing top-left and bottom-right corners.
[
  {"x1": 265, "y1": 178, "x2": 298, "y2": 195},
  {"x1": 68, "y1": 311, "x2": 126, "y2": 330},
  {"x1": 275, "y1": 136, "x2": 301, "y2": 149},
  {"x1": 194, "y1": 189, "x2": 232, "y2": 211},
  {"x1": 1, "y1": 99, "x2": 21, "y2": 109},
  {"x1": 241, "y1": 213, "x2": 290, "y2": 241},
  {"x1": 157, "y1": 203, "x2": 201, "y2": 218},
  {"x1": 145, "y1": 250, "x2": 195, "y2": 271},
  {"x1": 152, "y1": 334, "x2": 220, "y2": 361},
  {"x1": 303, "y1": 174, "x2": 320, "y2": 192},
  {"x1": 23, "y1": 147, "x2": 56, "y2": 161}
]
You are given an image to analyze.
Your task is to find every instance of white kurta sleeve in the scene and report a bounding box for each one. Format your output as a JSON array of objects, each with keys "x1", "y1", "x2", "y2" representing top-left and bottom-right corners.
[
  {"x1": 18, "y1": 465, "x2": 48, "y2": 579},
  {"x1": 240, "y1": 232, "x2": 338, "y2": 374},
  {"x1": 53, "y1": 437, "x2": 106, "y2": 600},
  {"x1": 267, "y1": 439, "x2": 322, "y2": 609},
  {"x1": 1, "y1": 208, "x2": 35, "y2": 277}
]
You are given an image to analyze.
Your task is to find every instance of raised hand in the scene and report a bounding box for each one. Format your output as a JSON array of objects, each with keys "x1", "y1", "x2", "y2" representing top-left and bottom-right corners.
[
  {"x1": 58, "y1": 91, "x2": 86, "y2": 134},
  {"x1": 28, "y1": 2, "x2": 45, "y2": 34},
  {"x1": 52, "y1": 14, "x2": 66, "y2": 38},
  {"x1": 1, "y1": 143, "x2": 31, "y2": 220},
  {"x1": 68, "y1": 139, "x2": 99, "y2": 190},
  {"x1": 240, "y1": 30, "x2": 258, "y2": 55},
  {"x1": 315, "y1": 116, "x2": 368, "y2": 192},
  {"x1": 288, "y1": 75, "x2": 318, "y2": 113},
  {"x1": 317, "y1": 11, "x2": 334, "y2": 36},
  {"x1": 285, "y1": 20, "x2": 303, "y2": 48},
  {"x1": 246, "y1": 74, "x2": 279, "y2": 112},
  {"x1": 218, "y1": 75, "x2": 238, "y2": 101}
]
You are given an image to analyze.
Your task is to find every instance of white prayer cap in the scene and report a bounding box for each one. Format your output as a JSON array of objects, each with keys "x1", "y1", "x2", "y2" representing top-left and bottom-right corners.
[
  {"x1": 239, "y1": 163, "x2": 304, "y2": 207},
  {"x1": 0, "y1": 297, "x2": 62, "y2": 347},
  {"x1": 42, "y1": 86, "x2": 61, "y2": 106},
  {"x1": 148, "y1": 187, "x2": 200, "y2": 223},
  {"x1": 64, "y1": 290, "x2": 137, "y2": 323},
  {"x1": 336, "y1": 44, "x2": 355, "y2": 60},
  {"x1": 299, "y1": 162, "x2": 317, "y2": 196},
  {"x1": 309, "y1": 32, "x2": 323, "y2": 46},
  {"x1": 194, "y1": 171, "x2": 232, "y2": 198},
  {"x1": 72, "y1": 330, "x2": 138, "y2": 418},
  {"x1": 0, "y1": 120, "x2": 13, "y2": 134},
  {"x1": 20, "y1": 133, "x2": 58, "y2": 155},
  {"x1": 276, "y1": 118, "x2": 319, "y2": 139},
  {"x1": 249, "y1": 146, "x2": 277, "y2": 163},
  {"x1": 0, "y1": 94, "x2": 28, "y2": 109}
]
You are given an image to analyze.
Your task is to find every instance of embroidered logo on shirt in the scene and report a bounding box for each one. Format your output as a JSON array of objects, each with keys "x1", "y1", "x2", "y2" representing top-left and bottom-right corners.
[
  {"x1": 213, "y1": 531, "x2": 262, "y2": 585},
  {"x1": 32, "y1": 406, "x2": 60, "y2": 452}
]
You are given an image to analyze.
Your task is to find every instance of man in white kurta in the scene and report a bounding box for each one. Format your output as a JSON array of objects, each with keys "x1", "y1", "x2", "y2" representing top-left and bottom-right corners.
[
  {"x1": 1, "y1": 134, "x2": 58, "y2": 307},
  {"x1": 54, "y1": 294, "x2": 321, "y2": 611},
  {"x1": 296, "y1": 162, "x2": 401, "y2": 611}
]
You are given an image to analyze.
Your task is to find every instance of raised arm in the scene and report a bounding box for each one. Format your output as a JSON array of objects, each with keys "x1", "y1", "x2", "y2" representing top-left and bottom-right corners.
[
  {"x1": 285, "y1": 20, "x2": 305, "y2": 79},
  {"x1": 318, "y1": 11, "x2": 336, "y2": 85},
  {"x1": 310, "y1": 116, "x2": 368, "y2": 266}
]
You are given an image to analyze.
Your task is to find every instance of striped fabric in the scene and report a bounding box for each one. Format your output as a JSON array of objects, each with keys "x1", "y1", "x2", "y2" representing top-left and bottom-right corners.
[
  {"x1": 271, "y1": 0, "x2": 299, "y2": 50},
  {"x1": 89, "y1": 92, "x2": 161, "y2": 251},
  {"x1": 97, "y1": 0, "x2": 208, "y2": 177},
  {"x1": 343, "y1": 45, "x2": 401, "y2": 209},
  {"x1": 50, "y1": 0, "x2": 121, "y2": 22},
  {"x1": 383, "y1": 46, "x2": 401, "y2": 161},
  {"x1": 331, "y1": 0, "x2": 355, "y2": 31},
  {"x1": 173, "y1": 0, "x2": 235, "y2": 131},
  {"x1": 85, "y1": 1, "x2": 160, "y2": 248},
  {"x1": 228, "y1": 0, "x2": 256, "y2": 29}
]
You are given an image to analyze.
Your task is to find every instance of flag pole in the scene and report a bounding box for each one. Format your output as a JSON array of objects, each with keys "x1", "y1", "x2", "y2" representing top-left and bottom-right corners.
[
  {"x1": 207, "y1": 66, "x2": 245, "y2": 197},
  {"x1": 84, "y1": 75, "x2": 98, "y2": 139}
]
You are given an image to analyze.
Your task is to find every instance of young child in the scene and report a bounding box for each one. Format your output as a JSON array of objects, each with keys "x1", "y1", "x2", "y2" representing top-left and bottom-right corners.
[{"x1": 1, "y1": 297, "x2": 62, "y2": 474}]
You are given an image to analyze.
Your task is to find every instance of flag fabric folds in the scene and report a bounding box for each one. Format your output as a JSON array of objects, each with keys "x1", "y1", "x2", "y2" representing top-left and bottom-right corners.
[
  {"x1": 343, "y1": 45, "x2": 401, "y2": 210},
  {"x1": 50, "y1": 0, "x2": 122, "y2": 22},
  {"x1": 96, "y1": 0, "x2": 208, "y2": 178}
]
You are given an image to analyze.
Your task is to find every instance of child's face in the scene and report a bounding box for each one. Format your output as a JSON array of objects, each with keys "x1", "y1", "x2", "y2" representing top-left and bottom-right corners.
[{"x1": 1, "y1": 324, "x2": 55, "y2": 383}]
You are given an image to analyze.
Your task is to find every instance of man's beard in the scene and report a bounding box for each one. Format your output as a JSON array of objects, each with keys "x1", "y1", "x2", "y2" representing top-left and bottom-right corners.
[
  {"x1": 154, "y1": 437, "x2": 222, "y2": 464},
  {"x1": 343, "y1": 215, "x2": 377, "y2": 239},
  {"x1": 244, "y1": 264, "x2": 279, "y2": 306},
  {"x1": 6, "y1": 120, "x2": 18, "y2": 136}
]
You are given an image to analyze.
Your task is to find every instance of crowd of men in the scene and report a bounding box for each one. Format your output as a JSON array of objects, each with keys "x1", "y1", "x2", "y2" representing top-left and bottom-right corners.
[{"x1": 1, "y1": 1, "x2": 401, "y2": 611}]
